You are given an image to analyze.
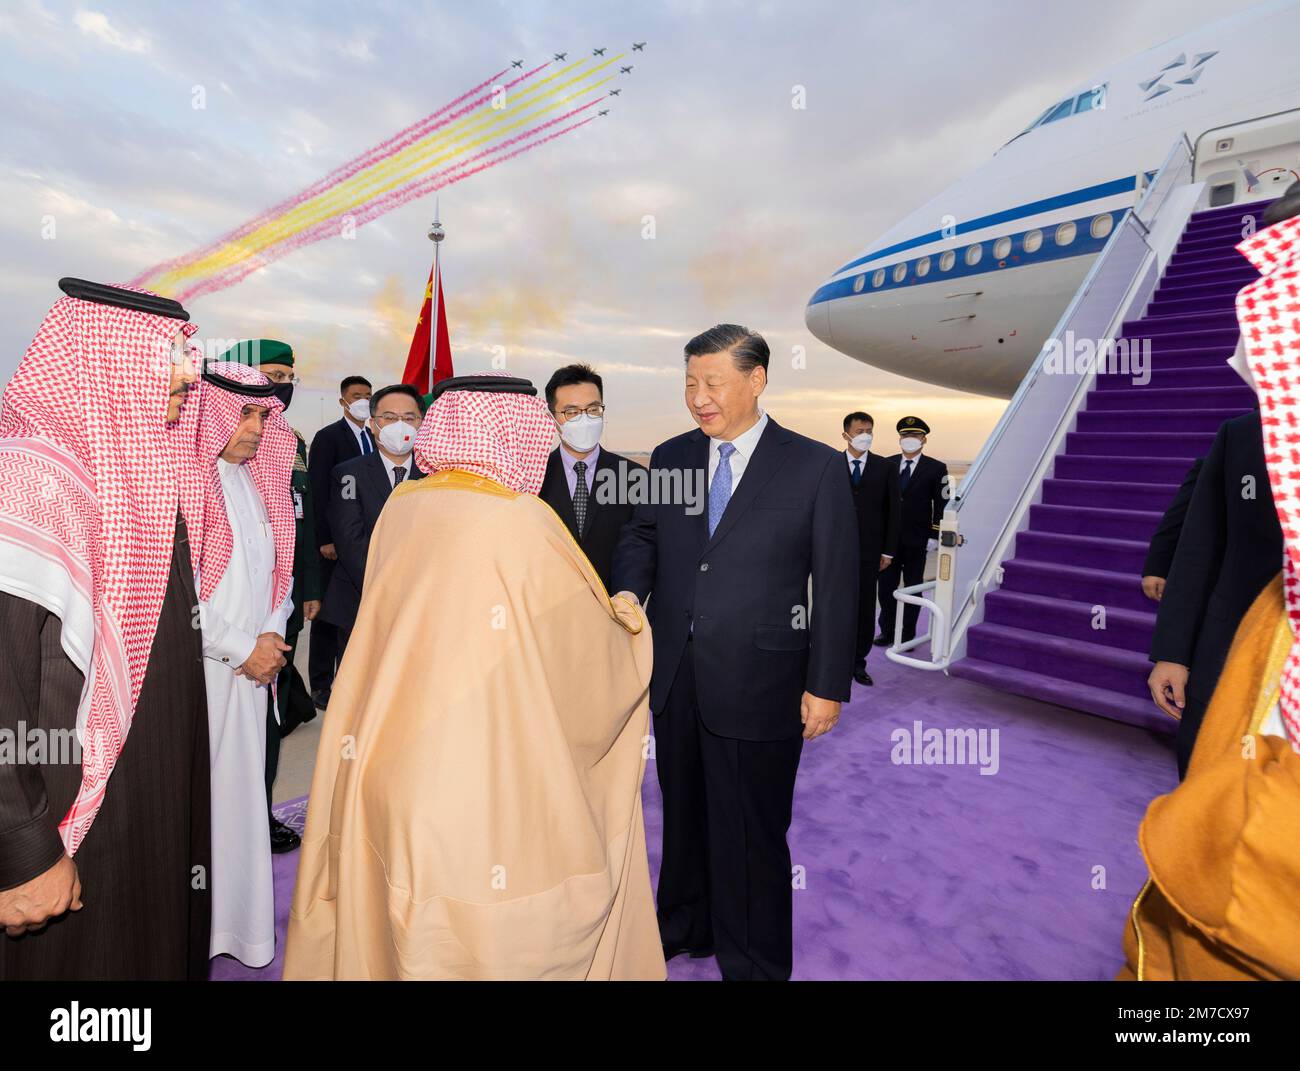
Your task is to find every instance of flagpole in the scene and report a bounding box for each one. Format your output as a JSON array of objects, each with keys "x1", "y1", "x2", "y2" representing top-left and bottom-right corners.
[{"x1": 427, "y1": 201, "x2": 445, "y2": 395}]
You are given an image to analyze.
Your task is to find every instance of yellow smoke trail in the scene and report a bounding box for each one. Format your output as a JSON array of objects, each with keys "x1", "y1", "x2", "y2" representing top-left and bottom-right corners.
[{"x1": 154, "y1": 55, "x2": 623, "y2": 292}]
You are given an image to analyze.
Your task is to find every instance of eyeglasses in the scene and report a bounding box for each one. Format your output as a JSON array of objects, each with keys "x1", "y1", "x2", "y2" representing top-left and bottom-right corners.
[
  {"x1": 371, "y1": 412, "x2": 420, "y2": 426},
  {"x1": 554, "y1": 403, "x2": 606, "y2": 421},
  {"x1": 261, "y1": 371, "x2": 300, "y2": 385}
]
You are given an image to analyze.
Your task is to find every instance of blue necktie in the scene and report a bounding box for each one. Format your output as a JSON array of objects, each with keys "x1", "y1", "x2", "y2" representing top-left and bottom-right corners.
[
  {"x1": 361, "y1": 428, "x2": 373, "y2": 455},
  {"x1": 851, "y1": 458, "x2": 862, "y2": 487},
  {"x1": 709, "y1": 442, "x2": 736, "y2": 537},
  {"x1": 900, "y1": 458, "x2": 914, "y2": 491}
]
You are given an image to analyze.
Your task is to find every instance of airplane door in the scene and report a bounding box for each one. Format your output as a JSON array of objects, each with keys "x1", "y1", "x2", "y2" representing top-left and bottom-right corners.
[{"x1": 1193, "y1": 108, "x2": 1300, "y2": 207}]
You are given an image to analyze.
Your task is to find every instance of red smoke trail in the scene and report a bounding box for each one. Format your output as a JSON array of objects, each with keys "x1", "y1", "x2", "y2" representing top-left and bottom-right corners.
[
  {"x1": 135, "y1": 62, "x2": 548, "y2": 285},
  {"x1": 176, "y1": 113, "x2": 599, "y2": 303}
]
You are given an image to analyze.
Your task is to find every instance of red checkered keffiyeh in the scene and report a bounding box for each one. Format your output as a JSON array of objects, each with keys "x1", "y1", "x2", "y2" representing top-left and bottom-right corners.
[
  {"x1": 413, "y1": 372, "x2": 556, "y2": 494},
  {"x1": 0, "y1": 290, "x2": 203, "y2": 853},
  {"x1": 1236, "y1": 213, "x2": 1300, "y2": 749},
  {"x1": 184, "y1": 361, "x2": 296, "y2": 610}
]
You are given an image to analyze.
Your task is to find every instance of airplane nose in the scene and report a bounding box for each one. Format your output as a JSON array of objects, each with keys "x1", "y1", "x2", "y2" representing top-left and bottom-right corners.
[{"x1": 805, "y1": 293, "x2": 834, "y2": 350}]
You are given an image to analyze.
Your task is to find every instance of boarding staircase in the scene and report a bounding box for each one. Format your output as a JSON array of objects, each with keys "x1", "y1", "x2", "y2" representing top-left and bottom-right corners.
[{"x1": 948, "y1": 199, "x2": 1268, "y2": 730}]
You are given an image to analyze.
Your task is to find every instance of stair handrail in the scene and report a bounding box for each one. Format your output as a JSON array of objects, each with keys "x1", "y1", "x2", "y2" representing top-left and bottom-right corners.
[{"x1": 944, "y1": 133, "x2": 1196, "y2": 660}]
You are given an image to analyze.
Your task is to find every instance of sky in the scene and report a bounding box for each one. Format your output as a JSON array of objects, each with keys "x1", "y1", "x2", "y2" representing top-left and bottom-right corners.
[{"x1": 0, "y1": 0, "x2": 1262, "y2": 459}]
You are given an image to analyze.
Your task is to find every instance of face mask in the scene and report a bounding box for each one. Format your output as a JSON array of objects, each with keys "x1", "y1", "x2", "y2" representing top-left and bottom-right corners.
[
  {"x1": 900, "y1": 437, "x2": 923, "y2": 454},
  {"x1": 347, "y1": 398, "x2": 371, "y2": 422},
  {"x1": 377, "y1": 419, "x2": 417, "y2": 455},
  {"x1": 272, "y1": 382, "x2": 294, "y2": 412},
  {"x1": 560, "y1": 413, "x2": 604, "y2": 453},
  {"x1": 849, "y1": 433, "x2": 872, "y2": 452}
]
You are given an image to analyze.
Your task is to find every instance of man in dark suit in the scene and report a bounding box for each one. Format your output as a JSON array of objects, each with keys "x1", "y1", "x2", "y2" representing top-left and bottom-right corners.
[
  {"x1": 538, "y1": 364, "x2": 635, "y2": 591},
  {"x1": 612, "y1": 323, "x2": 858, "y2": 981},
  {"x1": 306, "y1": 375, "x2": 373, "y2": 706},
  {"x1": 321, "y1": 384, "x2": 425, "y2": 653},
  {"x1": 1148, "y1": 409, "x2": 1282, "y2": 777},
  {"x1": 876, "y1": 416, "x2": 949, "y2": 647},
  {"x1": 841, "y1": 411, "x2": 899, "y2": 686},
  {"x1": 1140, "y1": 457, "x2": 1204, "y2": 603}
]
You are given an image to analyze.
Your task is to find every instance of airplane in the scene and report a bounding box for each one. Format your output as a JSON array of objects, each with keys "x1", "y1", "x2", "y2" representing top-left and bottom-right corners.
[
  {"x1": 593, "y1": 47, "x2": 606, "y2": 56},
  {"x1": 620, "y1": 65, "x2": 633, "y2": 74},
  {"x1": 609, "y1": 89, "x2": 621, "y2": 96},
  {"x1": 805, "y1": 1, "x2": 1300, "y2": 398},
  {"x1": 598, "y1": 109, "x2": 609, "y2": 117},
  {"x1": 511, "y1": 59, "x2": 523, "y2": 68},
  {"x1": 632, "y1": 42, "x2": 646, "y2": 51},
  {"x1": 553, "y1": 52, "x2": 567, "y2": 61}
]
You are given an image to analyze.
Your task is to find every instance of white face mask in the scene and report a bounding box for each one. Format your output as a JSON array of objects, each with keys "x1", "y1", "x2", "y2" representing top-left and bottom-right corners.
[
  {"x1": 377, "y1": 419, "x2": 417, "y2": 455},
  {"x1": 347, "y1": 398, "x2": 371, "y2": 422},
  {"x1": 899, "y1": 436, "x2": 923, "y2": 455},
  {"x1": 560, "y1": 413, "x2": 604, "y2": 453},
  {"x1": 849, "y1": 433, "x2": 872, "y2": 452}
]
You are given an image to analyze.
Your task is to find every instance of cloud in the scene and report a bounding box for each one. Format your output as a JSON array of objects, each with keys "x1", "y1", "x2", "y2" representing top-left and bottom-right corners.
[{"x1": 73, "y1": 9, "x2": 150, "y2": 54}]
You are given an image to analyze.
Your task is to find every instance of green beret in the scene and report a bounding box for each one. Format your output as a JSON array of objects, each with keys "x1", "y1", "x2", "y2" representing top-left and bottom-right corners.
[
  {"x1": 216, "y1": 338, "x2": 294, "y2": 368},
  {"x1": 896, "y1": 415, "x2": 930, "y2": 435}
]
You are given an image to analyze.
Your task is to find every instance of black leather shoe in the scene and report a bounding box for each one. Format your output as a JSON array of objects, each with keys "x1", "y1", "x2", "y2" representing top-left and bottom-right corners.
[
  {"x1": 872, "y1": 634, "x2": 890, "y2": 647},
  {"x1": 854, "y1": 668, "x2": 874, "y2": 686},
  {"x1": 311, "y1": 688, "x2": 330, "y2": 712},
  {"x1": 662, "y1": 943, "x2": 715, "y2": 962},
  {"x1": 270, "y1": 818, "x2": 301, "y2": 854}
]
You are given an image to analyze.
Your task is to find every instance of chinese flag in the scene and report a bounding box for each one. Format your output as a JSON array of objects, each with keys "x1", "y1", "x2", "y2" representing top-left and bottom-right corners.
[{"x1": 400, "y1": 258, "x2": 454, "y2": 391}]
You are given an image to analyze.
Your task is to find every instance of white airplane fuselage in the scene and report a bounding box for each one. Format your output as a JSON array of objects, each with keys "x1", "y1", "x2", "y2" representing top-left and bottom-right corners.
[{"x1": 806, "y1": 1, "x2": 1300, "y2": 398}]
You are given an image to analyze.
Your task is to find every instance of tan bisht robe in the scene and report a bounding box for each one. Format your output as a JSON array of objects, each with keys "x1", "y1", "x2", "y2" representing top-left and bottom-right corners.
[
  {"x1": 1120, "y1": 573, "x2": 1300, "y2": 981},
  {"x1": 284, "y1": 469, "x2": 665, "y2": 980}
]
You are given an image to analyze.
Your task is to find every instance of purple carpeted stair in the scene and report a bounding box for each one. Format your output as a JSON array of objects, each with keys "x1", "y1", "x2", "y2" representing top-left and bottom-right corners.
[{"x1": 951, "y1": 200, "x2": 1273, "y2": 732}]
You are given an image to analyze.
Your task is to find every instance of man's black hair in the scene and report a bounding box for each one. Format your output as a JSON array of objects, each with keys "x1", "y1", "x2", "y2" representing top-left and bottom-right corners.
[
  {"x1": 545, "y1": 363, "x2": 604, "y2": 410},
  {"x1": 340, "y1": 375, "x2": 372, "y2": 395},
  {"x1": 683, "y1": 324, "x2": 769, "y2": 373},
  {"x1": 369, "y1": 383, "x2": 425, "y2": 416},
  {"x1": 843, "y1": 411, "x2": 874, "y2": 432}
]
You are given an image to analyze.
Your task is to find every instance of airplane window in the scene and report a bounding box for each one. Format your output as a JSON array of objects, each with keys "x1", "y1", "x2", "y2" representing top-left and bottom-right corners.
[
  {"x1": 993, "y1": 237, "x2": 1012, "y2": 260},
  {"x1": 1090, "y1": 213, "x2": 1113, "y2": 239},
  {"x1": 1075, "y1": 85, "x2": 1106, "y2": 113},
  {"x1": 1056, "y1": 221, "x2": 1077, "y2": 246},
  {"x1": 893, "y1": 262, "x2": 907, "y2": 282},
  {"x1": 964, "y1": 243, "x2": 982, "y2": 266},
  {"x1": 939, "y1": 250, "x2": 956, "y2": 271},
  {"x1": 873, "y1": 268, "x2": 886, "y2": 288},
  {"x1": 916, "y1": 256, "x2": 931, "y2": 277},
  {"x1": 1042, "y1": 99, "x2": 1073, "y2": 126},
  {"x1": 1023, "y1": 229, "x2": 1043, "y2": 253},
  {"x1": 853, "y1": 274, "x2": 866, "y2": 293}
]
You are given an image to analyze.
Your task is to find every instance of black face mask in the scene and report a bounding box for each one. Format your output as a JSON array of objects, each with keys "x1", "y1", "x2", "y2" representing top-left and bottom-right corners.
[{"x1": 272, "y1": 382, "x2": 294, "y2": 412}]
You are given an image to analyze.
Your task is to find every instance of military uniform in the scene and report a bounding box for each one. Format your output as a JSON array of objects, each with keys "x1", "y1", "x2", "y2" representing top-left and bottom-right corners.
[{"x1": 877, "y1": 415, "x2": 949, "y2": 645}]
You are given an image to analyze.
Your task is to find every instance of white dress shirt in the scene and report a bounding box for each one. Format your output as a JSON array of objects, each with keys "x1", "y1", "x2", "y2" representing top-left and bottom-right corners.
[
  {"x1": 379, "y1": 449, "x2": 413, "y2": 489},
  {"x1": 899, "y1": 451, "x2": 923, "y2": 474},
  {"x1": 708, "y1": 410, "x2": 769, "y2": 491},
  {"x1": 346, "y1": 417, "x2": 373, "y2": 454}
]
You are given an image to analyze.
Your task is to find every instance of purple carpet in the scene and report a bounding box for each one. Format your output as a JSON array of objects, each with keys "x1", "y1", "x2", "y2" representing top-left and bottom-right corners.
[
  {"x1": 210, "y1": 642, "x2": 1177, "y2": 981},
  {"x1": 952, "y1": 200, "x2": 1270, "y2": 730}
]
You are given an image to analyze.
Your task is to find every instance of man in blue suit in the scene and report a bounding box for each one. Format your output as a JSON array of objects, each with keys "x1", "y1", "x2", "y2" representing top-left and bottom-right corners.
[{"x1": 612, "y1": 324, "x2": 858, "y2": 980}]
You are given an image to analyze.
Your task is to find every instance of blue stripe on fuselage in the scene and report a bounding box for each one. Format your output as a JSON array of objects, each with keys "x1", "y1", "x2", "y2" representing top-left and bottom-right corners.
[
  {"x1": 828, "y1": 176, "x2": 1139, "y2": 277},
  {"x1": 806, "y1": 209, "x2": 1129, "y2": 308}
]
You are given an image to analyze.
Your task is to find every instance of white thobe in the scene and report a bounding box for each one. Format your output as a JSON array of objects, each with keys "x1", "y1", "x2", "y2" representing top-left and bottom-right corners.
[{"x1": 200, "y1": 459, "x2": 293, "y2": 967}]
